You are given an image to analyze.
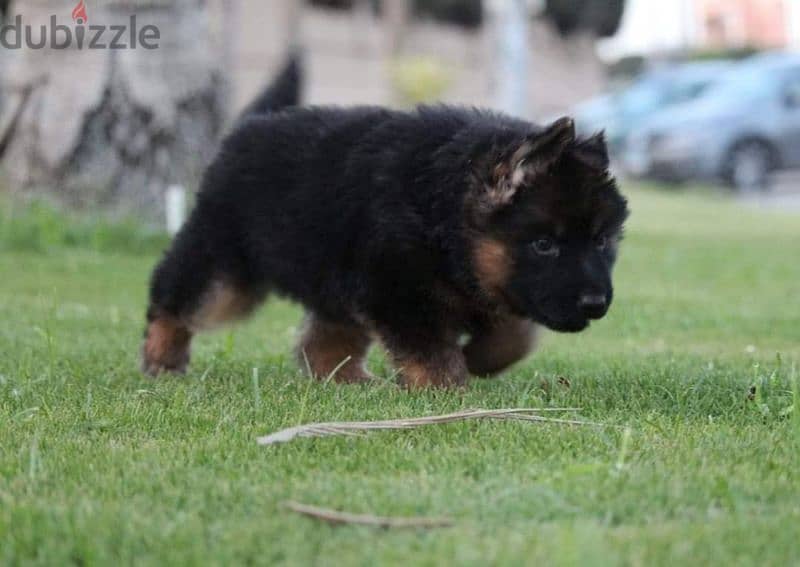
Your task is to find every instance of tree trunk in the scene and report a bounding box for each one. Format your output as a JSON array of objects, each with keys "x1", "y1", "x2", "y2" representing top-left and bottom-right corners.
[
  {"x1": 384, "y1": 0, "x2": 410, "y2": 56},
  {"x1": 0, "y1": 0, "x2": 227, "y2": 215},
  {"x1": 486, "y1": 0, "x2": 530, "y2": 116}
]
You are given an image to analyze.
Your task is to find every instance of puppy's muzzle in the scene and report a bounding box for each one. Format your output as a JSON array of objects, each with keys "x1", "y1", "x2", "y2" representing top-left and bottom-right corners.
[{"x1": 577, "y1": 293, "x2": 609, "y2": 320}]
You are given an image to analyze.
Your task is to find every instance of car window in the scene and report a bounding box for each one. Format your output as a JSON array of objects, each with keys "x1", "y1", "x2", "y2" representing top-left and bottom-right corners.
[
  {"x1": 703, "y1": 66, "x2": 776, "y2": 102},
  {"x1": 622, "y1": 69, "x2": 723, "y2": 114},
  {"x1": 666, "y1": 77, "x2": 714, "y2": 105},
  {"x1": 619, "y1": 80, "x2": 665, "y2": 116}
]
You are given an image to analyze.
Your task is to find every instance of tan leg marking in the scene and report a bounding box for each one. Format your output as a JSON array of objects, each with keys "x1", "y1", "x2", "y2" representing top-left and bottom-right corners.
[
  {"x1": 464, "y1": 316, "x2": 538, "y2": 377},
  {"x1": 142, "y1": 279, "x2": 262, "y2": 376},
  {"x1": 394, "y1": 348, "x2": 468, "y2": 389},
  {"x1": 188, "y1": 280, "x2": 261, "y2": 332},
  {"x1": 296, "y1": 315, "x2": 373, "y2": 384},
  {"x1": 142, "y1": 316, "x2": 192, "y2": 376}
]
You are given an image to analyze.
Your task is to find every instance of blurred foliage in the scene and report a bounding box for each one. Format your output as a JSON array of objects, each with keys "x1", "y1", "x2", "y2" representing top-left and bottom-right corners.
[
  {"x1": 609, "y1": 47, "x2": 762, "y2": 81},
  {"x1": 308, "y1": 0, "x2": 364, "y2": 9},
  {"x1": 607, "y1": 55, "x2": 647, "y2": 79},
  {"x1": 391, "y1": 56, "x2": 452, "y2": 106},
  {"x1": 309, "y1": 0, "x2": 482, "y2": 27},
  {"x1": 687, "y1": 46, "x2": 762, "y2": 61},
  {"x1": 543, "y1": 0, "x2": 625, "y2": 38},
  {"x1": 0, "y1": 198, "x2": 169, "y2": 255},
  {"x1": 308, "y1": 0, "x2": 626, "y2": 36},
  {"x1": 309, "y1": 0, "x2": 483, "y2": 28},
  {"x1": 413, "y1": 0, "x2": 482, "y2": 28}
]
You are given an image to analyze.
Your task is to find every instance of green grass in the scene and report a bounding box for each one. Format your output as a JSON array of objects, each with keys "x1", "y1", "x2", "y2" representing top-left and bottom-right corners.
[
  {"x1": 0, "y1": 198, "x2": 169, "y2": 255},
  {"x1": 1, "y1": 186, "x2": 799, "y2": 566}
]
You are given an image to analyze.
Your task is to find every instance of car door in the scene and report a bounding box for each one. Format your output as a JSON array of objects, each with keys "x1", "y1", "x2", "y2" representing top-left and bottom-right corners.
[{"x1": 776, "y1": 68, "x2": 800, "y2": 168}]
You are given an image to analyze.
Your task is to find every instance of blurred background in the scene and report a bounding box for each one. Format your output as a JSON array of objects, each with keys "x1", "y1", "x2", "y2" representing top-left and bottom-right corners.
[{"x1": 1, "y1": 0, "x2": 800, "y2": 221}]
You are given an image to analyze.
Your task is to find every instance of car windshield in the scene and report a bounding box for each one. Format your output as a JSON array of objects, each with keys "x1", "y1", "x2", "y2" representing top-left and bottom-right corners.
[
  {"x1": 619, "y1": 78, "x2": 668, "y2": 115},
  {"x1": 619, "y1": 70, "x2": 718, "y2": 115},
  {"x1": 666, "y1": 74, "x2": 717, "y2": 104},
  {"x1": 700, "y1": 66, "x2": 777, "y2": 102}
]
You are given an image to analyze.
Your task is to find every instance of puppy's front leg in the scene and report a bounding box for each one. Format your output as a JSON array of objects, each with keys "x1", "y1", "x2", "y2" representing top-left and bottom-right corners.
[
  {"x1": 381, "y1": 332, "x2": 468, "y2": 389},
  {"x1": 394, "y1": 348, "x2": 468, "y2": 389},
  {"x1": 463, "y1": 316, "x2": 538, "y2": 377}
]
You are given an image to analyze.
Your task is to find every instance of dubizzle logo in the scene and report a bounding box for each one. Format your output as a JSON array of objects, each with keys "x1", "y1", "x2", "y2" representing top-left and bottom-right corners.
[
  {"x1": 0, "y1": 0, "x2": 161, "y2": 50},
  {"x1": 71, "y1": 0, "x2": 88, "y2": 25}
]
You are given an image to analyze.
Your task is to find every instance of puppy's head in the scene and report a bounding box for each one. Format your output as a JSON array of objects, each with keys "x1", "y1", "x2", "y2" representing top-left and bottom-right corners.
[{"x1": 466, "y1": 117, "x2": 629, "y2": 332}]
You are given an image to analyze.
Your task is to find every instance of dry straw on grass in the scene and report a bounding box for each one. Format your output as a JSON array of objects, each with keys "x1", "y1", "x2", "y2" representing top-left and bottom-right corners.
[
  {"x1": 283, "y1": 501, "x2": 454, "y2": 529},
  {"x1": 257, "y1": 408, "x2": 604, "y2": 445}
]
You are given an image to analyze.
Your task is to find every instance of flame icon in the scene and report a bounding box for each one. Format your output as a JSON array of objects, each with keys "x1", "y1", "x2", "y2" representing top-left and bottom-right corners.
[{"x1": 72, "y1": 0, "x2": 88, "y2": 24}]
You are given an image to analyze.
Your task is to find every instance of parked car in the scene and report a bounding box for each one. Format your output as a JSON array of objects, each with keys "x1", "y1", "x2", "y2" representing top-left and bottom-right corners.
[
  {"x1": 623, "y1": 53, "x2": 800, "y2": 191},
  {"x1": 574, "y1": 61, "x2": 731, "y2": 154}
]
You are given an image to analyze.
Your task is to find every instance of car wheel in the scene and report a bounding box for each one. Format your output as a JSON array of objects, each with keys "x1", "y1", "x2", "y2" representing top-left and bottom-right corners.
[{"x1": 727, "y1": 141, "x2": 773, "y2": 192}]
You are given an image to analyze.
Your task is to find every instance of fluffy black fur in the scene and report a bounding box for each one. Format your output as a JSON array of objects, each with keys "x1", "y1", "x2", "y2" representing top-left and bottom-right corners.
[{"x1": 143, "y1": 58, "x2": 629, "y2": 387}]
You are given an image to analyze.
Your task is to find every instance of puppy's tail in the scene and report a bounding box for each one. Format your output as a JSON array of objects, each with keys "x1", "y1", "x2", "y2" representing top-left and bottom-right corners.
[{"x1": 240, "y1": 50, "x2": 304, "y2": 119}]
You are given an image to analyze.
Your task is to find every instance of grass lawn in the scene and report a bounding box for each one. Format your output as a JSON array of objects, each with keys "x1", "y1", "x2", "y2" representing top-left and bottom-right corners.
[{"x1": 1, "y1": 186, "x2": 799, "y2": 566}]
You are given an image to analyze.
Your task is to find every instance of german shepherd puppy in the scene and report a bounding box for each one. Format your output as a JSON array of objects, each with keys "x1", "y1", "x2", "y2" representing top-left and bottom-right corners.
[{"x1": 142, "y1": 57, "x2": 629, "y2": 388}]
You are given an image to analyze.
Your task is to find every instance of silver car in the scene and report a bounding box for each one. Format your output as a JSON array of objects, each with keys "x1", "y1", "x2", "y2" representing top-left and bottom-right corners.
[
  {"x1": 575, "y1": 61, "x2": 730, "y2": 154},
  {"x1": 623, "y1": 53, "x2": 800, "y2": 191}
]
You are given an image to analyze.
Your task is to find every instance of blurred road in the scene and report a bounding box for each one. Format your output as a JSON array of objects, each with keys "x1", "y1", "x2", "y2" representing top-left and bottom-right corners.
[{"x1": 740, "y1": 171, "x2": 800, "y2": 211}]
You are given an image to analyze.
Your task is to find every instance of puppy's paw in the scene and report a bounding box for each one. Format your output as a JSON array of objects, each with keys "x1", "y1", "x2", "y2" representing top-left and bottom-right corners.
[
  {"x1": 141, "y1": 347, "x2": 190, "y2": 377},
  {"x1": 141, "y1": 317, "x2": 192, "y2": 377},
  {"x1": 396, "y1": 353, "x2": 468, "y2": 389}
]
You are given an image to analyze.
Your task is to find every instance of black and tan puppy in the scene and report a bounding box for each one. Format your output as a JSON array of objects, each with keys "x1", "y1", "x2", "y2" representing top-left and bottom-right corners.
[{"x1": 142, "y1": 59, "x2": 629, "y2": 388}]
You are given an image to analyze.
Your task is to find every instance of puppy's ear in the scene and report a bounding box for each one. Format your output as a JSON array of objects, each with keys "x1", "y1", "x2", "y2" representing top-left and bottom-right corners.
[
  {"x1": 516, "y1": 116, "x2": 577, "y2": 176},
  {"x1": 480, "y1": 117, "x2": 576, "y2": 211},
  {"x1": 573, "y1": 131, "x2": 610, "y2": 171}
]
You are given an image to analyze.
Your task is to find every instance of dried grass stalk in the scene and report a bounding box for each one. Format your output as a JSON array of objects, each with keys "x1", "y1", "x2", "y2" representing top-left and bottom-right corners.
[
  {"x1": 258, "y1": 408, "x2": 601, "y2": 445},
  {"x1": 283, "y1": 501, "x2": 453, "y2": 529}
]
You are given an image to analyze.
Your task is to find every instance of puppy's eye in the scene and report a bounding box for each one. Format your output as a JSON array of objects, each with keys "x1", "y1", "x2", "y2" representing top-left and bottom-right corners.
[
  {"x1": 532, "y1": 237, "x2": 559, "y2": 257},
  {"x1": 596, "y1": 235, "x2": 608, "y2": 251}
]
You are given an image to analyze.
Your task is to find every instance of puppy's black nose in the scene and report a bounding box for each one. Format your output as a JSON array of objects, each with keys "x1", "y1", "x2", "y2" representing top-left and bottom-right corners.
[{"x1": 578, "y1": 294, "x2": 608, "y2": 319}]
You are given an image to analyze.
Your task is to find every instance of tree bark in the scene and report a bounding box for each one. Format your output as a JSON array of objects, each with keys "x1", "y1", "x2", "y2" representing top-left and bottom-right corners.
[{"x1": 0, "y1": 0, "x2": 227, "y2": 215}]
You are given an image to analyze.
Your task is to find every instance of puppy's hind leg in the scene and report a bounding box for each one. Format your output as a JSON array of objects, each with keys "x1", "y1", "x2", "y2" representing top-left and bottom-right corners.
[{"x1": 142, "y1": 228, "x2": 266, "y2": 377}]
